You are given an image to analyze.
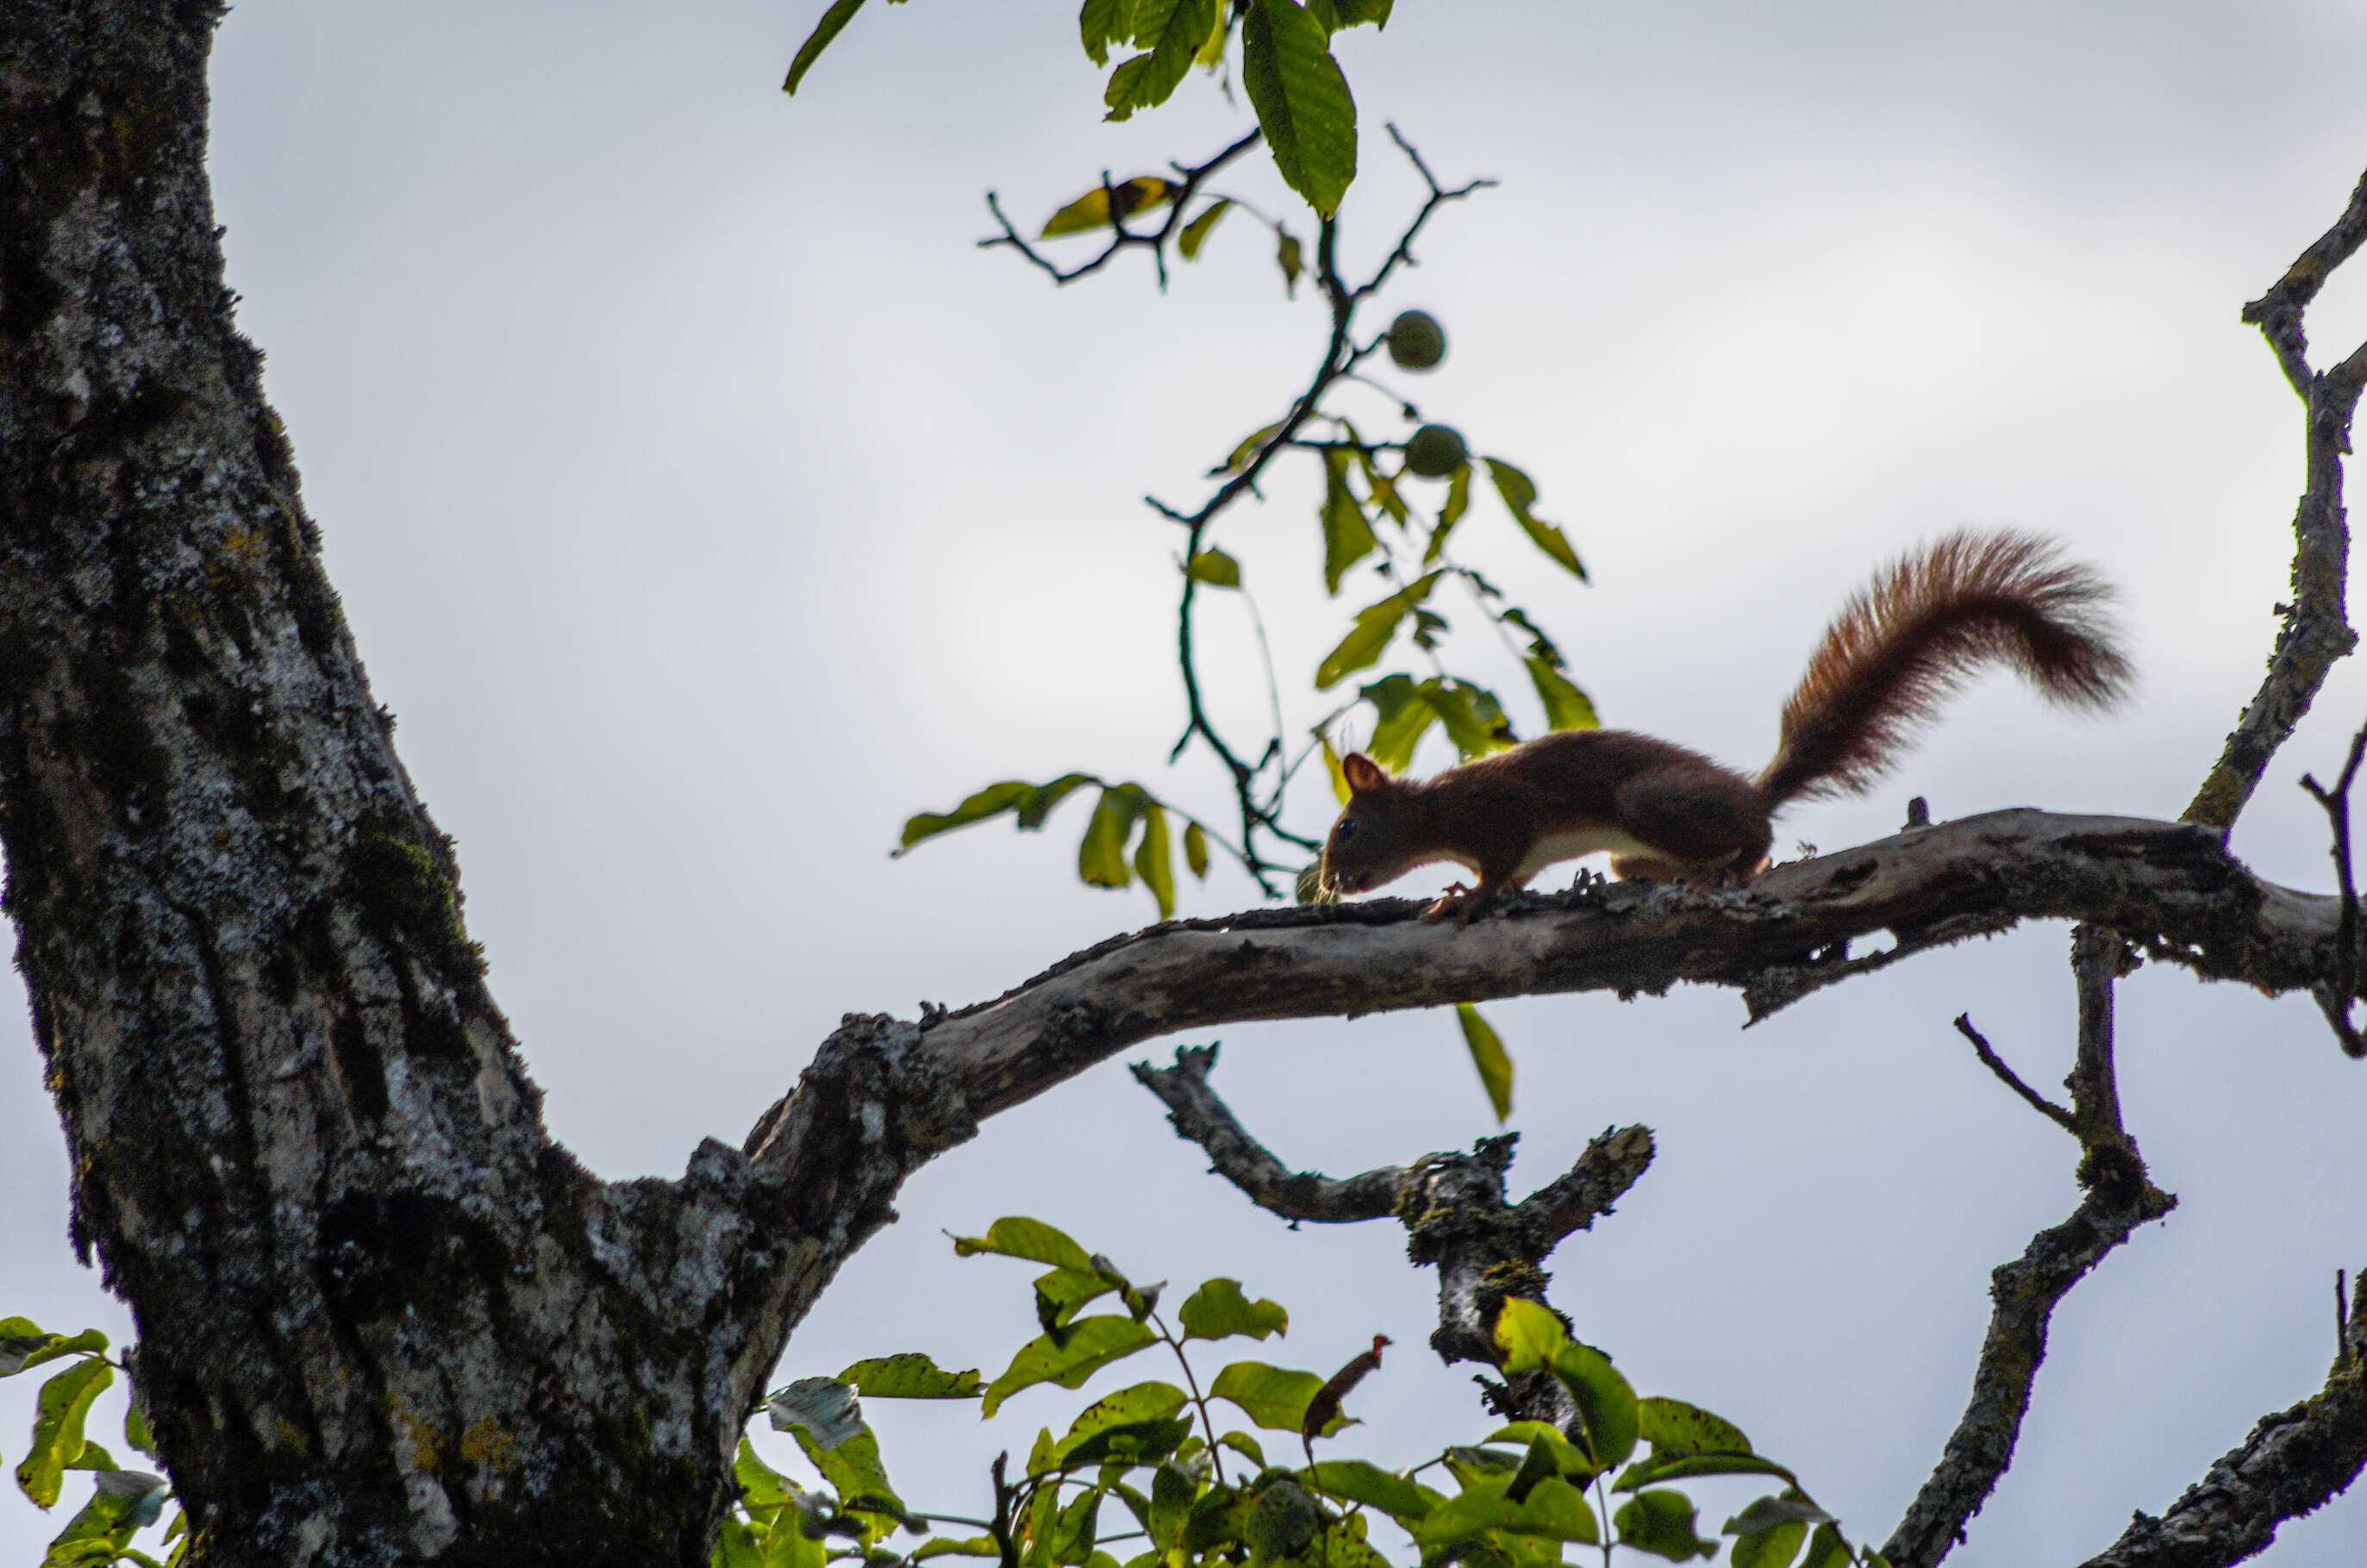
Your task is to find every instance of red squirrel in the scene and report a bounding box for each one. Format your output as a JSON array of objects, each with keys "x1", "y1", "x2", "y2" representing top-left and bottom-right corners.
[{"x1": 1319, "y1": 529, "x2": 2131, "y2": 920}]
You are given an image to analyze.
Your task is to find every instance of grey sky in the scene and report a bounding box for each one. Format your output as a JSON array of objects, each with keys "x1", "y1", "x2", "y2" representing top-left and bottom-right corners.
[{"x1": 7, "y1": 0, "x2": 2367, "y2": 1561}]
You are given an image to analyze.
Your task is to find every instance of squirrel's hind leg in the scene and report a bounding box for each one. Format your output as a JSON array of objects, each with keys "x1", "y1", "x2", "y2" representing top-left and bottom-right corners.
[{"x1": 1610, "y1": 765, "x2": 1771, "y2": 884}]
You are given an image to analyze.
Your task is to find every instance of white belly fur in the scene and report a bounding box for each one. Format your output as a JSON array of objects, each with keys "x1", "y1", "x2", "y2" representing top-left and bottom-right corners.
[{"x1": 1512, "y1": 822, "x2": 1662, "y2": 884}]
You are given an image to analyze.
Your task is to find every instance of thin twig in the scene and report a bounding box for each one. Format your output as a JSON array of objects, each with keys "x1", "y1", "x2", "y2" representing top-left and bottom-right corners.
[
  {"x1": 2298, "y1": 721, "x2": 2367, "y2": 1055},
  {"x1": 1130, "y1": 1043, "x2": 1407, "y2": 1221},
  {"x1": 977, "y1": 131, "x2": 1265, "y2": 288},
  {"x1": 1886, "y1": 943, "x2": 2171, "y2": 1567},
  {"x1": 1951, "y1": 1014, "x2": 2077, "y2": 1133}
]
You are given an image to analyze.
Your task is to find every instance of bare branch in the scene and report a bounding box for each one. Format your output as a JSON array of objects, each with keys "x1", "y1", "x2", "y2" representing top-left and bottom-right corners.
[
  {"x1": 1885, "y1": 932, "x2": 2174, "y2": 1567},
  {"x1": 1510, "y1": 1124, "x2": 1657, "y2": 1253},
  {"x1": 1130, "y1": 1042, "x2": 1406, "y2": 1222},
  {"x1": 879, "y1": 809, "x2": 2360, "y2": 1127},
  {"x1": 2184, "y1": 166, "x2": 2367, "y2": 831},
  {"x1": 2076, "y1": 1271, "x2": 2367, "y2": 1567},
  {"x1": 1949, "y1": 1014, "x2": 2077, "y2": 1134},
  {"x1": 976, "y1": 131, "x2": 1264, "y2": 288},
  {"x1": 2299, "y1": 722, "x2": 2367, "y2": 1057}
]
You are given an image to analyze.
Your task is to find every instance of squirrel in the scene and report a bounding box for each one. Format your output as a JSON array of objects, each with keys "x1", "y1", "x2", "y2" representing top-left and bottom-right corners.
[{"x1": 1318, "y1": 528, "x2": 2132, "y2": 921}]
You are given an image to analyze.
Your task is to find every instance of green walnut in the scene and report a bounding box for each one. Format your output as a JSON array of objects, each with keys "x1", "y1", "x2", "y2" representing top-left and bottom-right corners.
[
  {"x1": 1402, "y1": 423, "x2": 1468, "y2": 478},
  {"x1": 1245, "y1": 1477, "x2": 1322, "y2": 1558},
  {"x1": 1385, "y1": 309, "x2": 1446, "y2": 371}
]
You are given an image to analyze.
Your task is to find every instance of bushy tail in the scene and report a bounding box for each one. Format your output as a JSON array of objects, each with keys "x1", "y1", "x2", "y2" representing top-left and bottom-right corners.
[{"x1": 1755, "y1": 529, "x2": 2131, "y2": 808}]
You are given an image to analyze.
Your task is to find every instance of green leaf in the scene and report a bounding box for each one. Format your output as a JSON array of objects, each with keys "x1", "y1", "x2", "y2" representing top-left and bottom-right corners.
[
  {"x1": 1134, "y1": 804, "x2": 1177, "y2": 919},
  {"x1": 1177, "y1": 1279, "x2": 1289, "y2": 1342},
  {"x1": 1178, "y1": 200, "x2": 1233, "y2": 259},
  {"x1": 1492, "y1": 1297, "x2": 1571, "y2": 1375},
  {"x1": 955, "y1": 1217, "x2": 1102, "y2": 1272},
  {"x1": 1796, "y1": 1523, "x2": 1855, "y2": 1568},
  {"x1": 1523, "y1": 656, "x2": 1597, "y2": 733},
  {"x1": 0, "y1": 1325, "x2": 107, "y2": 1380},
  {"x1": 1480, "y1": 1422, "x2": 1593, "y2": 1481},
  {"x1": 1550, "y1": 1341, "x2": 1639, "y2": 1472},
  {"x1": 1206, "y1": 1360, "x2": 1327, "y2": 1432},
  {"x1": 1637, "y1": 1398, "x2": 1753, "y2": 1458},
  {"x1": 1185, "y1": 548, "x2": 1240, "y2": 588},
  {"x1": 1319, "y1": 449, "x2": 1377, "y2": 594},
  {"x1": 1195, "y1": 0, "x2": 1231, "y2": 64},
  {"x1": 1311, "y1": 1519, "x2": 1392, "y2": 1568},
  {"x1": 1729, "y1": 1521, "x2": 1808, "y2": 1568},
  {"x1": 1304, "y1": 1460, "x2": 1429, "y2": 1521},
  {"x1": 784, "y1": 0, "x2": 868, "y2": 94},
  {"x1": 1239, "y1": 0, "x2": 1358, "y2": 217},
  {"x1": 1614, "y1": 1490, "x2": 1718, "y2": 1562},
  {"x1": 1080, "y1": 787, "x2": 1147, "y2": 890},
  {"x1": 915, "y1": 1538, "x2": 1004, "y2": 1560},
  {"x1": 1423, "y1": 680, "x2": 1515, "y2": 758},
  {"x1": 1316, "y1": 572, "x2": 1440, "y2": 689},
  {"x1": 1332, "y1": 0, "x2": 1392, "y2": 24},
  {"x1": 1102, "y1": 0, "x2": 1221, "y2": 121},
  {"x1": 1016, "y1": 775, "x2": 1096, "y2": 831},
  {"x1": 1036, "y1": 1266, "x2": 1121, "y2": 1335},
  {"x1": 1057, "y1": 1383, "x2": 1191, "y2": 1466},
  {"x1": 1080, "y1": 0, "x2": 1123, "y2": 66},
  {"x1": 1276, "y1": 228, "x2": 1305, "y2": 294},
  {"x1": 16, "y1": 1355, "x2": 113, "y2": 1509},
  {"x1": 1218, "y1": 1429, "x2": 1265, "y2": 1467},
  {"x1": 1318, "y1": 735, "x2": 1352, "y2": 803},
  {"x1": 1225, "y1": 422, "x2": 1284, "y2": 473},
  {"x1": 122, "y1": 1401, "x2": 153, "y2": 1458},
  {"x1": 1358, "y1": 675, "x2": 1437, "y2": 772},
  {"x1": 1484, "y1": 459, "x2": 1585, "y2": 580},
  {"x1": 984, "y1": 1317, "x2": 1162, "y2": 1418},
  {"x1": 899, "y1": 774, "x2": 1096, "y2": 853},
  {"x1": 39, "y1": 1469, "x2": 167, "y2": 1566},
  {"x1": 1148, "y1": 1459, "x2": 1200, "y2": 1551},
  {"x1": 1424, "y1": 464, "x2": 1473, "y2": 564},
  {"x1": 1351, "y1": 440, "x2": 1408, "y2": 525},
  {"x1": 1503, "y1": 1477, "x2": 1601, "y2": 1544},
  {"x1": 716, "y1": 1516, "x2": 765, "y2": 1568},
  {"x1": 1183, "y1": 1484, "x2": 1249, "y2": 1553},
  {"x1": 1455, "y1": 1003, "x2": 1513, "y2": 1121},
  {"x1": 790, "y1": 1423, "x2": 907, "y2": 1545},
  {"x1": 1042, "y1": 178, "x2": 1183, "y2": 237},
  {"x1": 1183, "y1": 821, "x2": 1210, "y2": 879},
  {"x1": 837, "y1": 1354, "x2": 984, "y2": 1400},
  {"x1": 1723, "y1": 1495, "x2": 1835, "y2": 1535},
  {"x1": 1619, "y1": 1452, "x2": 1796, "y2": 1490},
  {"x1": 64, "y1": 1440, "x2": 117, "y2": 1472}
]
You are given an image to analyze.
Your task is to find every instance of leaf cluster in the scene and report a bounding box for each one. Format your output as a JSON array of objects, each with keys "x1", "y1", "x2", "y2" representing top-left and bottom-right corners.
[
  {"x1": 718, "y1": 1223, "x2": 1893, "y2": 1568},
  {"x1": 0, "y1": 1318, "x2": 178, "y2": 1567}
]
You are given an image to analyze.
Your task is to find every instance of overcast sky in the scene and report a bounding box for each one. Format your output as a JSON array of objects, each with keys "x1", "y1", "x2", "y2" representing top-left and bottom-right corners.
[{"x1": 8, "y1": 1, "x2": 2367, "y2": 1562}]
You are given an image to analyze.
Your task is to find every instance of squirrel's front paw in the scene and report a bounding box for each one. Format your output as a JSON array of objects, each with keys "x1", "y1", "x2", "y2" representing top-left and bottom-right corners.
[{"x1": 1420, "y1": 884, "x2": 1473, "y2": 921}]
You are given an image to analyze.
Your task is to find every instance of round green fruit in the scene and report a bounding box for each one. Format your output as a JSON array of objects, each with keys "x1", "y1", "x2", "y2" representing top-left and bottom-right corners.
[
  {"x1": 1402, "y1": 423, "x2": 1468, "y2": 478},
  {"x1": 1385, "y1": 309, "x2": 1446, "y2": 371}
]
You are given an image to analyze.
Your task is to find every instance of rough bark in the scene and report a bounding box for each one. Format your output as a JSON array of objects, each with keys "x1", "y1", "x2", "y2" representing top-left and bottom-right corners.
[
  {"x1": 0, "y1": 7, "x2": 959, "y2": 1563},
  {"x1": 9, "y1": 6, "x2": 2367, "y2": 1566}
]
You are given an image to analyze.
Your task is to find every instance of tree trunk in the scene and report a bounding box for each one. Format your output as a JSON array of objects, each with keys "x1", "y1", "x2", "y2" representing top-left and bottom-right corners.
[{"x1": 0, "y1": 6, "x2": 931, "y2": 1561}]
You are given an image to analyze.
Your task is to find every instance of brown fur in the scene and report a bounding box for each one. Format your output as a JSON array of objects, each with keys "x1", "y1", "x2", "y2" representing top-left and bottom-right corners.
[
  {"x1": 1319, "y1": 529, "x2": 2129, "y2": 920},
  {"x1": 1757, "y1": 529, "x2": 2129, "y2": 805}
]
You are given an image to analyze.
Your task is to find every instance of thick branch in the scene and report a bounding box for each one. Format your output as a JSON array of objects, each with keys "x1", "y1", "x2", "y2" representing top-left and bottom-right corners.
[{"x1": 875, "y1": 809, "x2": 2355, "y2": 1126}]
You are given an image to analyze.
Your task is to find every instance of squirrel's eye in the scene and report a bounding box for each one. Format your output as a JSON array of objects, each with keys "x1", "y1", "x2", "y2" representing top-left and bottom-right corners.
[{"x1": 1335, "y1": 818, "x2": 1358, "y2": 839}]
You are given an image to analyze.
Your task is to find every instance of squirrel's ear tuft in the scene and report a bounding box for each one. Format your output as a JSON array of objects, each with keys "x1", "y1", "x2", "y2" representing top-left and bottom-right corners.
[{"x1": 1341, "y1": 753, "x2": 1390, "y2": 794}]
